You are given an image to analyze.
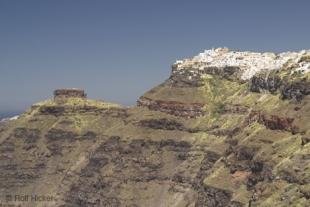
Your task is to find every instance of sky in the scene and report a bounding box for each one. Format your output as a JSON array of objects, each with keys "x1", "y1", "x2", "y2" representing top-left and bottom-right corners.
[{"x1": 1, "y1": 0, "x2": 310, "y2": 114}]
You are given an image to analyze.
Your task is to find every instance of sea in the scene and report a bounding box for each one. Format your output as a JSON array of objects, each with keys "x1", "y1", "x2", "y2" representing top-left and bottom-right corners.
[{"x1": 0, "y1": 111, "x2": 22, "y2": 120}]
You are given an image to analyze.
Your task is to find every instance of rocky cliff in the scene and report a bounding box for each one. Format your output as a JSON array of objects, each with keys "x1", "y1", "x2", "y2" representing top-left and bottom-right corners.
[{"x1": 0, "y1": 48, "x2": 309, "y2": 207}]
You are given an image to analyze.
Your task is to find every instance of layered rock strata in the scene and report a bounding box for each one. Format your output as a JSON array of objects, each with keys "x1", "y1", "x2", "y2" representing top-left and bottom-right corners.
[{"x1": 0, "y1": 48, "x2": 309, "y2": 207}]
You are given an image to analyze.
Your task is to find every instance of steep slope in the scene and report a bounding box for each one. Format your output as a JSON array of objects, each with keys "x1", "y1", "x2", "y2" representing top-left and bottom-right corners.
[{"x1": 0, "y1": 48, "x2": 309, "y2": 207}]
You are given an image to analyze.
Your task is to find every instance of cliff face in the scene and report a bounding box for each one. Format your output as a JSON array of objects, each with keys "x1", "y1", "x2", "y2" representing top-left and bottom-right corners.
[{"x1": 0, "y1": 48, "x2": 309, "y2": 207}]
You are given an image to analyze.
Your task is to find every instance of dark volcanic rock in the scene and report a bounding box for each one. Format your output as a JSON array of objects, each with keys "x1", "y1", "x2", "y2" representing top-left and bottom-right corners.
[
  {"x1": 246, "y1": 164, "x2": 273, "y2": 190},
  {"x1": 196, "y1": 186, "x2": 232, "y2": 207},
  {"x1": 138, "y1": 118, "x2": 185, "y2": 130},
  {"x1": 281, "y1": 81, "x2": 310, "y2": 102},
  {"x1": 170, "y1": 64, "x2": 242, "y2": 87},
  {"x1": 301, "y1": 136, "x2": 310, "y2": 145},
  {"x1": 249, "y1": 71, "x2": 310, "y2": 102},
  {"x1": 249, "y1": 74, "x2": 282, "y2": 93},
  {"x1": 202, "y1": 66, "x2": 242, "y2": 81},
  {"x1": 80, "y1": 131, "x2": 97, "y2": 140},
  {"x1": 236, "y1": 146, "x2": 257, "y2": 161},
  {"x1": 39, "y1": 105, "x2": 66, "y2": 116},
  {"x1": 39, "y1": 105, "x2": 128, "y2": 118},
  {"x1": 46, "y1": 128, "x2": 78, "y2": 142},
  {"x1": 13, "y1": 127, "x2": 41, "y2": 143}
]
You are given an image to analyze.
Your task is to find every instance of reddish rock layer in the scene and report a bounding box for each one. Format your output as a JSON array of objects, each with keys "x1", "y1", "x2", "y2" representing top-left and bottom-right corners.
[
  {"x1": 137, "y1": 97, "x2": 205, "y2": 118},
  {"x1": 246, "y1": 111, "x2": 298, "y2": 133}
]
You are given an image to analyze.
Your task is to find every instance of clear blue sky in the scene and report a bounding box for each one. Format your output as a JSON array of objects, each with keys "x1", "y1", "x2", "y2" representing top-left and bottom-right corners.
[{"x1": 1, "y1": 0, "x2": 310, "y2": 113}]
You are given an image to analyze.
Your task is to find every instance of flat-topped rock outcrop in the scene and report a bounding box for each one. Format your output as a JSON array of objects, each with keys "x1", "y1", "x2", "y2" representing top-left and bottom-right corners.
[{"x1": 54, "y1": 88, "x2": 87, "y2": 101}]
